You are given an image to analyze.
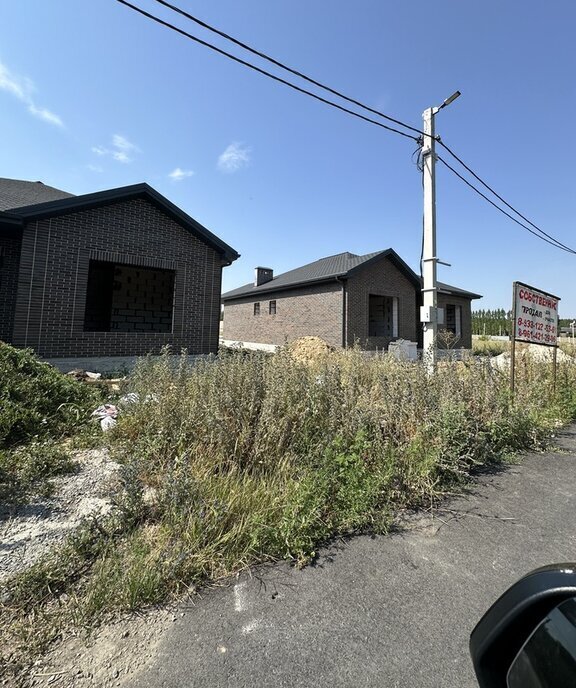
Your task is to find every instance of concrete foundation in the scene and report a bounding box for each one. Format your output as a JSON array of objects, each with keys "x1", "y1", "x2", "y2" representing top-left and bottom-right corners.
[{"x1": 43, "y1": 354, "x2": 205, "y2": 374}]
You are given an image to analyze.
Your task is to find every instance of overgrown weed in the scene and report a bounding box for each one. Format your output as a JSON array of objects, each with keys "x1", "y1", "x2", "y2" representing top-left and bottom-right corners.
[
  {"x1": 0, "y1": 344, "x2": 102, "y2": 507},
  {"x1": 3, "y1": 346, "x2": 576, "y2": 680}
]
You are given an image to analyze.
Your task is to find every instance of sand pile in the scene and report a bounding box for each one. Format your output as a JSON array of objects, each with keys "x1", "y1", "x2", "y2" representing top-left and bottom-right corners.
[{"x1": 286, "y1": 336, "x2": 335, "y2": 364}]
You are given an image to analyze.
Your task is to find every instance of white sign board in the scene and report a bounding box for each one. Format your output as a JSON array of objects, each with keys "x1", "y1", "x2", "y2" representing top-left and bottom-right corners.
[{"x1": 513, "y1": 281, "x2": 559, "y2": 347}]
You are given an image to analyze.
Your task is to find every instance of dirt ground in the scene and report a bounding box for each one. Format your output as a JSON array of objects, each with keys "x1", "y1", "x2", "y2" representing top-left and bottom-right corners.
[
  {"x1": 1, "y1": 449, "x2": 120, "y2": 583},
  {"x1": 0, "y1": 447, "x2": 180, "y2": 688},
  {"x1": 27, "y1": 607, "x2": 177, "y2": 688}
]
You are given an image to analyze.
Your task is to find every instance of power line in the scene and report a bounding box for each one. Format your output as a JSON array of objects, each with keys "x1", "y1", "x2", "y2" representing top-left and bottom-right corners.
[
  {"x1": 115, "y1": 0, "x2": 418, "y2": 141},
  {"x1": 150, "y1": 0, "x2": 426, "y2": 139},
  {"x1": 436, "y1": 154, "x2": 576, "y2": 255},
  {"x1": 438, "y1": 140, "x2": 576, "y2": 254},
  {"x1": 117, "y1": 0, "x2": 573, "y2": 256}
]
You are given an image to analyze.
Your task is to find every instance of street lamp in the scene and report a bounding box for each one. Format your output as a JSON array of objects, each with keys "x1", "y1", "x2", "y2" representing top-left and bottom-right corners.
[{"x1": 421, "y1": 90, "x2": 461, "y2": 371}]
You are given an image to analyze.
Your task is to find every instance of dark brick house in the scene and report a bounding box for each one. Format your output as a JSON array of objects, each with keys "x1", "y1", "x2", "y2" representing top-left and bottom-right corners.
[
  {"x1": 0, "y1": 178, "x2": 239, "y2": 361},
  {"x1": 222, "y1": 249, "x2": 481, "y2": 350}
]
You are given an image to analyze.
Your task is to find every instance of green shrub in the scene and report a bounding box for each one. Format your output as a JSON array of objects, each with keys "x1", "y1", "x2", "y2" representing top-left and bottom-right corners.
[
  {"x1": 0, "y1": 440, "x2": 75, "y2": 506},
  {"x1": 0, "y1": 342, "x2": 99, "y2": 448}
]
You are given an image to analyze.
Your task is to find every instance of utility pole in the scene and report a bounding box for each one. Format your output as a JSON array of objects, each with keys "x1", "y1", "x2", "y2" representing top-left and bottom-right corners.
[
  {"x1": 421, "y1": 106, "x2": 438, "y2": 371},
  {"x1": 420, "y1": 91, "x2": 461, "y2": 372}
]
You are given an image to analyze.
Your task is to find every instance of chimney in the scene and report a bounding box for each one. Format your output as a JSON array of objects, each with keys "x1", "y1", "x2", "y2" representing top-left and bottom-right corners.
[{"x1": 254, "y1": 266, "x2": 273, "y2": 287}]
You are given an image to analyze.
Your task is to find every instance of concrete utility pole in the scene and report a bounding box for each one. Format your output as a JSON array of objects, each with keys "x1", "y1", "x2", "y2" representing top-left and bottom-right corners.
[
  {"x1": 421, "y1": 91, "x2": 461, "y2": 372},
  {"x1": 421, "y1": 106, "x2": 438, "y2": 370}
]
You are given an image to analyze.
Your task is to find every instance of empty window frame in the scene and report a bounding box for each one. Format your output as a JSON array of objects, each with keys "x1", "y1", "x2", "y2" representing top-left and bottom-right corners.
[
  {"x1": 84, "y1": 261, "x2": 175, "y2": 333},
  {"x1": 368, "y1": 295, "x2": 398, "y2": 337},
  {"x1": 253, "y1": 302, "x2": 261, "y2": 316},
  {"x1": 445, "y1": 304, "x2": 462, "y2": 337},
  {"x1": 269, "y1": 300, "x2": 276, "y2": 315}
]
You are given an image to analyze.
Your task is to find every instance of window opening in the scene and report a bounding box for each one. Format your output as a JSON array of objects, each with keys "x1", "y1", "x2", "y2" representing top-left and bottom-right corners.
[
  {"x1": 84, "y1": 261, "x2": 175, "y2": 332},
  {"x1": 445, "y1": 304, "x2": 462, "y2": 337},
  {"x1": 369, "y1": 295, "x2": 398, "y2": 337}
]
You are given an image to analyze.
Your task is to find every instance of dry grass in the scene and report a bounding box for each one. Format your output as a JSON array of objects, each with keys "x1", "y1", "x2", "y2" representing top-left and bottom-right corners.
[{"x1": 3, "y1": 346, "x2": 576, "y2": 681}]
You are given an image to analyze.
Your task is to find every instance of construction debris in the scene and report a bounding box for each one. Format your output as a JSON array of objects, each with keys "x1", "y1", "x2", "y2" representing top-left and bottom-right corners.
[
  {"x1": 91, "y1": 404, "x2": 118, "y2": 431},
  {"x1": 66, "y1": 369, "x2": 102, "y2": 381}
]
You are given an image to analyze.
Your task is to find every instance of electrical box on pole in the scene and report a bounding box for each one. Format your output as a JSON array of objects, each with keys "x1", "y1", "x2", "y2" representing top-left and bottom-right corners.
[{"x1": 420, "y1": 91, "x2": 460, "y2": 373}]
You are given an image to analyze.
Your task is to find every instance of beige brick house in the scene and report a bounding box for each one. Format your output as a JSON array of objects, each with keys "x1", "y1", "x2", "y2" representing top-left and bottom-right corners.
[{"x1": 222, "y1": 249, "x2": 481, "y2": 350}]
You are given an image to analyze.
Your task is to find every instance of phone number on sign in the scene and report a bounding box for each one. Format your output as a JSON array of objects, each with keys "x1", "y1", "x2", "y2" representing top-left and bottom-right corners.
[
  {"x1": 516, "y1": 329, "x2": 556, "y2": 343},
  {"x1": 517, "y1": 318, "x2": 556, "y2": 334}
]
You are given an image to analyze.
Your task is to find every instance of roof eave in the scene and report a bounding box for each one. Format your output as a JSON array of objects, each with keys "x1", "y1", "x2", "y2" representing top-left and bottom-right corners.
[
  {"x1": 8, "y1": 183, "x2": 240, "y2": 263},
  {"x1": 222, "y1": 274, "x2": 346, "y2": 301},
  {"x1": 440, "y1": 290, "x2": 483, "y2": 300},
  {"x1": 0, "y1": 211, "x2": 24, "y2": 236}
]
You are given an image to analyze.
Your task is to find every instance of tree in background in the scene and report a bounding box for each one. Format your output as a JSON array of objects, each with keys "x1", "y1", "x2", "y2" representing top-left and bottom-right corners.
[
  {"x1": 472, "y1": 309, "x2": 513, "y2": 336},
  {"x1": 472, "y1": 312, "x2": 575, "y2": 337}
]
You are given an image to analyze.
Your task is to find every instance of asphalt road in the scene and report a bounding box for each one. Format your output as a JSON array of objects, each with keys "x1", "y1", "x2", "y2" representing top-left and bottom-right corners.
[{"x1": 129, "y1": 424, "x2": 576, "y2": 688}]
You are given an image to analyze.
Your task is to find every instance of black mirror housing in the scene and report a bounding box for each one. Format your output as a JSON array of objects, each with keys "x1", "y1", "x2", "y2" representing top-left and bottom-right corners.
[{"x1": 470, "y1": 564, "x2": 576, "y2": 688}]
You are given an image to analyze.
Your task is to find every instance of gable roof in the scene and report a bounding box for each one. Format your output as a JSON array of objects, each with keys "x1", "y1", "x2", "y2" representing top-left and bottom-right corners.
[
  {"x1": 0, "y1": 180, "x2": 239, "y2": 263},
  {"x1": 223, "y1": 248, "x2": 482, "y2": 301},
  {"x1": 0, "y1": 178, "x2": 74, "y2": 210},
  {"x1": 222, "y1": 249, "x2": 423, "y2": 300}
]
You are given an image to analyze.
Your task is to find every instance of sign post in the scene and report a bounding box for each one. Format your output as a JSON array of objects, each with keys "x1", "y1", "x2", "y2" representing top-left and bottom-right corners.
[{"x1": 510, "y1": 281, "x2": 560, "y2": 400}]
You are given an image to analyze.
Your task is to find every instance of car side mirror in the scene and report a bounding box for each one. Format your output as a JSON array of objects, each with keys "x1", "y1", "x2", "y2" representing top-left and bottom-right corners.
[
  {"x1": 506, "y1": 596, "x2": 576, "y2": 687},
  {"x1": 470, "y1": 565, "x2": 576, "y2": 688}
]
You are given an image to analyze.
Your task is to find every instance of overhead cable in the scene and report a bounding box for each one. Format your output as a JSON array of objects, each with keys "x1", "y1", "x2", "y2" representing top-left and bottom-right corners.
[
  {"x1": 150, "y1": 0, "x2": 426, "y2": 139},
  {"x1": 437, "y1": 154, "x2": 576, "y2": 254},
  {"x1": 115, "y1": 0, "x2": 418, "y2": 141},
  {"x1": 117, "y1": 0, "x2": 573, "y2": 255},
  {"x1": 438, "y1": 141, "x2": 575, "y2": 254}
]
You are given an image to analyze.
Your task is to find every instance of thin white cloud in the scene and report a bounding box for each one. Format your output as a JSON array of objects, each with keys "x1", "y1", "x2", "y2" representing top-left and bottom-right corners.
[
  {"x1": 112, "y1": 134, "x2": 139, "y2": 154},
  {"x1": 169, "y1": 167, "x2": 194, "y2": 181},
  {"x1": 217, "y1": 142, "x2": 251, "y2": 173},
  {"x1": 87, "y1": 164, "x2": 103, "y2": 173},
  {"x1": 0, "y1": 63, "x2": 26, "y2": 99},
  {"x1": 91, "y1": 134, "x2": 140, "y2": 164},
  {"x1": 0, "y1": 61, "x2": 64, "y2": 127},
  {"x1": 112, "y1": 151, "x2": 130, "y2": 164},
  {"x1": 28, "y1": 104, "x2": 63, "y2": 127}
]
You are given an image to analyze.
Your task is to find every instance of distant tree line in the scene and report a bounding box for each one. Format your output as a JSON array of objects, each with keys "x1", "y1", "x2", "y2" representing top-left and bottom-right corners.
[
  {"x1": 473, "y1": 310, "x2": 575, "y2": 336},
  {"x1": 472, "y1": 309, "x2": 512, "y2": 336}
]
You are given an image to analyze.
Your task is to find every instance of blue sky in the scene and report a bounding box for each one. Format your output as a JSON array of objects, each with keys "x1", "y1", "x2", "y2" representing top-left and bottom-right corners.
[{"x1": 1, "y1": 1, "x2": 575, "y2": 315}]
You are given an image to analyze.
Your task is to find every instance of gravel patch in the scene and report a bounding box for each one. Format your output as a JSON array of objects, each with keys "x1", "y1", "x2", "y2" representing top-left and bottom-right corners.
[{"x1": 0, "y1": 448, "x2": 121, "y2": 582}]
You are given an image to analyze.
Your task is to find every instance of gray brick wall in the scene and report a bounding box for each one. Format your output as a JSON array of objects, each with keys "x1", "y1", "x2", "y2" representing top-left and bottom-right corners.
[
  {"x1": 223, "y1": 282, "x2": 343, "y2": 347},
  {"x1": 437, "y1": 293, "x2": 473, "y2": 349},
  {"x1": 345, "y1": 255, "x2": 418, "y2": 349},
  {"x1": 223, "y1": 257, "x2": 475, "y2": 352},
  {"x1": 0, "y1": 233, "x2": 21, "y2": 343},
  {"x1": 10, "y1": 198, "x2": 224, "y2": 357}
]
